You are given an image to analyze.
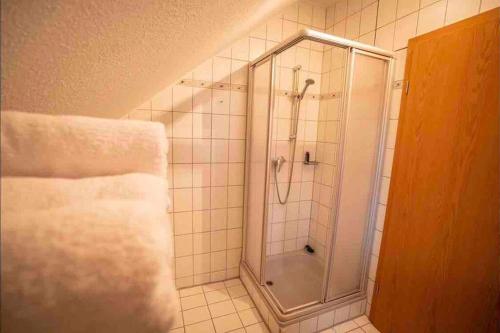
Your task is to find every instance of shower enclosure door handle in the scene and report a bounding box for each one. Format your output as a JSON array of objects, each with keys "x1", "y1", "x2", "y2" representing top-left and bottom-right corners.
[{"x1": 273, "y1": 156, "x2": 286, "y2": 172}]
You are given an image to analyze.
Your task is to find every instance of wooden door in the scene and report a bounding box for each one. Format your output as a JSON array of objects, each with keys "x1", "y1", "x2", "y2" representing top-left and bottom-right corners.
[{"x1": 370, "y1": 9, "x2": 500, "y2": 333}]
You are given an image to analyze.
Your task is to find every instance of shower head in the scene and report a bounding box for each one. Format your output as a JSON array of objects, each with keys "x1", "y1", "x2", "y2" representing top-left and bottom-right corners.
[{"x1": 299, "y1": 79, "x2": 315, "y2": 100}]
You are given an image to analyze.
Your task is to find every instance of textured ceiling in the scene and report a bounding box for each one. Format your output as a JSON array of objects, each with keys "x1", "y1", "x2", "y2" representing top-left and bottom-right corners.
[{"x1": 1, "y1": 0, "x2": 293, "y2": 118}]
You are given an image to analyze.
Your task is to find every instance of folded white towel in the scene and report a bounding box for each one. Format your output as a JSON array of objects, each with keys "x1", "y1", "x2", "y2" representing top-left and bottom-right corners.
[
  {"x1": 1, "y1": 200, "x2": 177, "y2": 333},
  {"x1": 1, "y1": 173, "x2": 168, "y2": 212},
  {"x1": 0, "y1": 111, "x2": 177, "y2": 332},
  {"x1": 1, "y1": 111, "x2": 167, "y2": 178}
]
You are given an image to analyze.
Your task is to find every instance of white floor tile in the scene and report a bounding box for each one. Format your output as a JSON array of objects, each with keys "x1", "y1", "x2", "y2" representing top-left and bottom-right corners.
[
  {"x1": 174, "y1": 278, "x2": 381, "y2": 333},
  {"x1": 361, "y1": 324, "x2": 381, "y2": 333},
  {"x1": 353, "y1": 315, "x2": 370, "y2": 327},
  {"x1": 224, "y1": 278, "x2": 243, "y2": 287},
  {"x1": 205, "y1": 288, "x2": 231, "y2": 304},
  {"x1": 172, "y1": 311, "x2": 184, "y2": 329},
  {"x1": 227, "y1": 285, "x2": 248, "y2": 298},
  {"x1": 182, "y1": 306, "x2": 211, "y2": 325},
  {"x1": 334, "y1": 320, "x2": 359, "y2": 333},
  {"x1": 179, "y1": 286, "x2": 204, "y2": 297},
  {"x1": 245, "y1": 322, "x2": 270, "y2": 333},
  {"x1": 181, "y1": 294, "x2": 207, "y2": 310},
  {"x1": 238, "y1": 307, "x2": 262, "y2": 326},
  {"x1": 185, "y1": 319, "x2": 216, "y2": 333},
  {"x1": 209, "y1": 300, "x2": 237, "y2": 318},
  {"x1": 203, "y1": 281, "x2": 227, "y2": 292},
  {"x1": 213, "y1": 313, "x2": 243, "y2": 333},
  {"x1": 232, "y1": 295, "x2": 255, "y2": 311}
]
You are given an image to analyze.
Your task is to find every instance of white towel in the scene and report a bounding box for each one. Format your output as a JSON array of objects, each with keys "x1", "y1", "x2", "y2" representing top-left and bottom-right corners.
[
  {"x1": 1, "y1": 200, "x2": 177, "y2": 333},
  {"x1": 1, "y1": 173, "x2": 168, "y2": 212},
  {"x1": 0, "y1": 111, "x2": 177, "y2": 333},
  {"x1": 0, "y1": 111, "x2": 167, "y2": 178}
]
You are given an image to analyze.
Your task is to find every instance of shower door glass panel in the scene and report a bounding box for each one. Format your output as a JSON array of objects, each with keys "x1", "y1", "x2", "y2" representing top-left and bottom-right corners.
[
  {"x1": 263, "y1": 40, "x2": 348, "y2": 312},
  {"x1": 245, "y1": 58, "x2": 272, "y2": 281},
  {"x1": 327, "y1": 51, "x2": 388, "y2": 300}
]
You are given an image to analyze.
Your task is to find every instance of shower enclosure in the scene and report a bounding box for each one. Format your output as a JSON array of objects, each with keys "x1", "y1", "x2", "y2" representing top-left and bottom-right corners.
[{"x1": 242, "y1": 29, "x2": 393, "y2": 321}]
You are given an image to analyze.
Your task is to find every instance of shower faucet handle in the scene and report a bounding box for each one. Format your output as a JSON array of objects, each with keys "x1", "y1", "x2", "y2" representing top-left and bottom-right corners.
[{"x1": 273, "y1": 156, "x2": 286, "y2": 172}]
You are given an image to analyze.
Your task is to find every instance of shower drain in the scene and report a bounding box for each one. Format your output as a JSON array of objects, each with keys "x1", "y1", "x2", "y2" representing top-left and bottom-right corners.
[{"x1": 266, "y1": 281, "x2": 274, "y2": 286}]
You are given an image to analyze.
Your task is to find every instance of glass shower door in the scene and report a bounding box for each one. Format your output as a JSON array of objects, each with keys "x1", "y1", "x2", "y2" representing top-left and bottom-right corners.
[
  {"x1": 244, "y1": 57, "x2": 273, "y2": 282},
  {"x1": 327, "y1": 50, "x2": 390, "y2": 300}
]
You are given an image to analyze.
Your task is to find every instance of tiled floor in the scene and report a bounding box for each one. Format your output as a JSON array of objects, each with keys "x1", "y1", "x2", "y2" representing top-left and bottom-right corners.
[
  {"x1": 318, "y1": 315, "x2": 380, "y2": 333},
  {"x1": 172, "y1": 278, "x2": 268, "y2": 333},
  {"x1": 172, "y1": 278, "x2": 380, "y2": 333}
]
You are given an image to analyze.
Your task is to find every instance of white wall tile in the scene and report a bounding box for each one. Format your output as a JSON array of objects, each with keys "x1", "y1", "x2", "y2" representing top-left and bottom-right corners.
[
  {"x1": 173, "y1": 112, "x2": 193, "y2": 138},
  {"x1": 175, "y1": 234, "x2": 193, "y2": 257},
  {"x1": 375, "y1": 22, "x2": 395, "y2": 50},
  {"x1": 193, "y1": 88, "x2": 212, "y2": 114},
  {"x1": 348, "y1": 0, "x2": 363, "y2": 15},
  {"x1": 360, "y1": 2, "x2": 378, "y2": 35},
  {"x1": 249, "y1": 38, "x2": 266, "y2": 61},
  {"x1": 417, "y1": 0, "x2": 446, "y2": 35},
  {"x1": 393, "y1": 12, "x2": 418, "y2": 50},
  {"x1": 480, "y1": 0, "x2": 500, "y2": 12},
  {"x1": 193, "y1": 139, "x2": 211, "y2": 163},
  {"x1": 213, "y1": 57, "x2": 232, "y2": 83},
  {"x1": 231, "y1": 38, "x2": 250, "y2": 61},
  {"x1": 397, "y1": 0, "x2": 420, "y2": 18},
  {"x1": 267, "y1": 17, "x2": 283, "y2": 42},
  {"x1": 377, "y1": 0, "x2": 398, "y2": 27},
  {"x1": 299, "y1": 2, "x2": 313, "y2": 25},
  {"x1": 312, "y1": 6, "x2": 327, "y2": 29},
  {"x1": 445, "y1": 0, "x2": 481, "y2": 24},
  {"x1": 335, "y1": 0, "x2": 348, "y2": 23},
  {"x1": 174, "y1": 211, "x2": 193, "y2": 235},
  {"x1": 172, "y1": 85, "x2": 193, "y2": 112},
  {"x1": 284, "y1": 3, "x2": 299, "y2": 21},
  {"x1": 231, "y1": 60, "x2": 248, "y2": 85},
  {"x1": 346, "y1": 12, "x2": 361, "y2": 39},
  {"x1": 212, "y1": 89, "x2": 230, "y2": 115},
  {"x1": 173, "y1": 164, "x2": 193, "y2": 188}
]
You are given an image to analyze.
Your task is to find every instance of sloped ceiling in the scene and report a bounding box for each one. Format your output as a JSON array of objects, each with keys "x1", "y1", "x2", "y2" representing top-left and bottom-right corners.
[{"x1": 1, "y1": 0, "x2": 293, "y2": 118}]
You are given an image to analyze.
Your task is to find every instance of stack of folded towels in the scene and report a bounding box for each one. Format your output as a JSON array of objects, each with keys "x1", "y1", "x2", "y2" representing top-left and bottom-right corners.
[{"x1": 1, "y1": 111, "x2": 178, "y2": 333}]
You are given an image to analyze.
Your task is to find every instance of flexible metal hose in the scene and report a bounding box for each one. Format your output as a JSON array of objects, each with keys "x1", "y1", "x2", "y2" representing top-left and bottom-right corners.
[{"x1": 274, "y1": 70, "x2": 302, "y2": 205}]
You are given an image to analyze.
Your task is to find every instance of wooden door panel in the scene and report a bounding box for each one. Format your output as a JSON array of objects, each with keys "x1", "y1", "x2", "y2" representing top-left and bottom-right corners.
[{"x1": 370, "y1": 9, "x2": 499, "y2": 333}]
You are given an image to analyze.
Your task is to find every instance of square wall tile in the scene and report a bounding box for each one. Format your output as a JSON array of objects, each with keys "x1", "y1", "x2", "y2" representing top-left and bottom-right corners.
[
  {"x1": 481, "y1": 0, "x2": 500, "y2": 12},
  {"x1": 232, "y1": 38, "x2": 249, "y2": 61},
  {"x1": 173, "y1": 85, "x2": 193, "y2": 112},
  {"x1": 397, "y1": 0, "x2": 420, "y2": 18},
  {"x1": 193, "y1": 88, "x2": 212, "y2": 114},
  {"x1": 393, "y1": 12, "x2": 418, "y2": 50},
  {"x1": 445, "y1": 0, "x2": 480, "y2": 24},
  {"x1": 377, "y1": 0, "x2": 398, "y2": 27},
  {"x1": 212, "y1": 89, "x2": 230, "y2": 115},
  {"x1": 213, "y1": 57, "x2": 232, "y2": 83},
  {"x1": 417, "y1": 0, "x2": 446, "y2": 35},
  {"x1": 360, "y1": 2, "x2": 378, "y2": 35},
  {"x1": 375, "y1": 23, "x2": 395, "y2": 52}
]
